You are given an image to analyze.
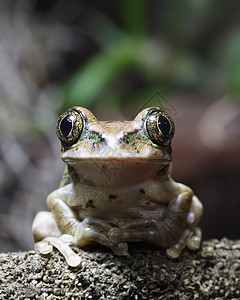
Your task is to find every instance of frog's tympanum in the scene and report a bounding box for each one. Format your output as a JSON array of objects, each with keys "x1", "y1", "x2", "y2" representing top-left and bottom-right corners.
[{"x1": 32, "y1": 107, "x2": 203, "y2": 267}]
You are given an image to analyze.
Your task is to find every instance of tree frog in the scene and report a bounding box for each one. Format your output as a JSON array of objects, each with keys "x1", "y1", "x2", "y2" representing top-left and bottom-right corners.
[{"x1": 32, "y1": 107, "x2": 203, "y2": 267}]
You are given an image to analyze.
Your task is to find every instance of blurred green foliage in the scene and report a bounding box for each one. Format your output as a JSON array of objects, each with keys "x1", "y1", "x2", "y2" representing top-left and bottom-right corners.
[{"x1": 62, "y1": 0, "x2": 240, "y2": 112}]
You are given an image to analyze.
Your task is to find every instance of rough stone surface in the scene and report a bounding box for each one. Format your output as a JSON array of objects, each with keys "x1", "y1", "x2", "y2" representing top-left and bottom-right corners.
[{"x1": 0, "y1": 239, "x2": 239, "y2": 299}]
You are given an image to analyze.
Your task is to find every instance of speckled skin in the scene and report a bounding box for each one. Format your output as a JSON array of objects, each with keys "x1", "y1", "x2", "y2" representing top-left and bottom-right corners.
[{"x1": 32, "y1": 107, "x2": 203, "y2": 266}]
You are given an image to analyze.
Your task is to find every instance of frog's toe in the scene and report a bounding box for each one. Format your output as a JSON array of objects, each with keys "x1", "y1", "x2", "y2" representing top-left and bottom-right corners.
[
  {"x1": 166, "y1": 244, "x2": 182, "y2": 259},
  {"x1": 108, "y1": 227, "x2": 123, "y2": 243},
  {"x1": 166, "y1": 228, "x2": 191, "y2": 259},
  {"x1": 166, "y1": 227, "x2": 202, "y2": 259},
  {"x1": 40, "y1": 236, "x2": 81, "y2": 267},
  {"x1": 187, "y1": 227, "x2": 202, "y2": 250},
  {"x1": 35, "y1": 240, "x2": 53, "y2": 255},
  {"x1": 108, "y1": 226, "x2": 157, "y2": 244},
  {"x1": 111, "y1": 242, "x2": 129, "y2": 256}
]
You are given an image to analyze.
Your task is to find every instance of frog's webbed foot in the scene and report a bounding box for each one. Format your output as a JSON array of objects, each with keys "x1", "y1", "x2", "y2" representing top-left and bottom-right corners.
[
  {"x1": 35, "y1": 235, "x2": 82, "y2": 267},
  {"x1": 73, "y1": 218, "x2": 129, "y2": 256},
  {"x1": 109, "y1": 225, "x2": 202, "y2": 259},
  {"x1": 33, "y1": 211, "x2": 82, "y2": 267},
  {"x1": 166, "y1": 227, "x2": 202, "y2": 259}
]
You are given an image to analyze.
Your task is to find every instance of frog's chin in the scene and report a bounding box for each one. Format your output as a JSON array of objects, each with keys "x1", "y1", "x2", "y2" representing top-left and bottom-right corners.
[{"x1": 63, "y1": 157, "x2": 170, "y2": 188}]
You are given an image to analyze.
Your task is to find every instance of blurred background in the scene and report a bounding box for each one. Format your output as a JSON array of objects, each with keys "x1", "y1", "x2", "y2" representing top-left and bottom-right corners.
[{"x1": 0, "y1": 0, "x2": 239, "y2": 252}]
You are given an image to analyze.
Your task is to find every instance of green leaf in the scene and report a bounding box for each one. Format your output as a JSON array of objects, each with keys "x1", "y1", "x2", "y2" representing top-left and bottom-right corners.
[{"x1": 63, "y1": 38, "x2": 143, "y2": 109}]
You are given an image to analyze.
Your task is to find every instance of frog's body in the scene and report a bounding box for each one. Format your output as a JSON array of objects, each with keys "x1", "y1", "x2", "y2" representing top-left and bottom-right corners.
[{"x1": 33, "y1": 107, "x2": 203, "y2": 267}]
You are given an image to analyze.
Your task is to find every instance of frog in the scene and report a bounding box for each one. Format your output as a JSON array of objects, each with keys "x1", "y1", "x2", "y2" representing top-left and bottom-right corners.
[{"x1": 32, "y1": 106, "x2": 203, "y2": 267}]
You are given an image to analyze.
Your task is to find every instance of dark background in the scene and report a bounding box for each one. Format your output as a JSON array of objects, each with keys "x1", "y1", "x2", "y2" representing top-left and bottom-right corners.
[{"x1": 0, "y1": 0, "x2": 239, "y2": 252}]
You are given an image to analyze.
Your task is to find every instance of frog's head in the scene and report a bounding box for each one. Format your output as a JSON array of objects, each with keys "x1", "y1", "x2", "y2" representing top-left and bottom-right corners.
[{"x1": 56, "y1": 107, "x2": 175, "y2": 186}]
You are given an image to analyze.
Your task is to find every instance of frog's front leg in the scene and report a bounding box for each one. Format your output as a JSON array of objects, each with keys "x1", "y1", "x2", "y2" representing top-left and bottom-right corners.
[
  {"x1": 108, "y1": 191, "x2": 203, "y2": 259},
  {"x1": 33, "y1": 186, "x2": 128, "y2": 264},
  {"x1": 47, "y1": 192, "x2": 128, "y2": 255},
  {"x1": 33, "y1": 185, "x2": 83, "y2": 242},
  {"x1": 32, "y1": 188, "x2": 84, "y2": 266},
  {"x1": 72, "y1": 217, "x2": 128, "y2": 255}
]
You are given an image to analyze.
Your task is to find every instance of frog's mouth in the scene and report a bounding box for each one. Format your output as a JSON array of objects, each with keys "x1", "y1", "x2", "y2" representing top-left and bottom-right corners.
[{"x1": 61, "y1": 144, "x2": 172, "y2": 161}]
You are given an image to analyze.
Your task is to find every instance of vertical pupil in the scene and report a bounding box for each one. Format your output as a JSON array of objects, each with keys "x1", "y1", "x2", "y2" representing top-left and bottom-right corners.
[
  {"x1": 61, "y1": 115, "x2": 74, "y2": 136},
  {"x1": 158, "y1": 115, "x2": 170, "y2": 136}
]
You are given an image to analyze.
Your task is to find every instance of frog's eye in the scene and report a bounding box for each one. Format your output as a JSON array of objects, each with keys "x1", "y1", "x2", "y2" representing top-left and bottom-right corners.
[
  {"x1": 145, "y1": 109, "x2": 175, "y2": 147},
  {"x1": 56, "y1": 109, "x2": 83, "y2": 147}
]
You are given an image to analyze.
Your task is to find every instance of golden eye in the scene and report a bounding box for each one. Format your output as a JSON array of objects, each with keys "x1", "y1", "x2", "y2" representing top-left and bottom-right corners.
[
  {"x1": 145, "y1": 109, "x2": 175, "y2": 147},
  {"x1": 56, "y1": 108, "x2": 83, "y2": 147}
]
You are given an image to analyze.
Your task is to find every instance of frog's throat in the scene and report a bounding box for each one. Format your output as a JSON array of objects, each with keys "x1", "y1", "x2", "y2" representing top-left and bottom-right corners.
[{"x1": 63, "y1": 158, "x2": 171, "y2": 189}]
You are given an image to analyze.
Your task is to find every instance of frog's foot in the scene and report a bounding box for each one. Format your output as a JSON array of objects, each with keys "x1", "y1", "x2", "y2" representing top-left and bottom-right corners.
[
  {"x1": 35, "y1": 235, "x2": 82, "y2": 267},
  {"x1": 33, "y1": 211, "x2": 81, "y2": 267},
  {"x1": 73, "y1": 218, "x2": 129, "y2": 256},
  {"x1": 164, "y1": 194, "x2": 203, "y2": 259},
  {"x1": 166, "y1": 227, "x2": 202, "y2": 259},
  {"x1": 186, "y1": 227, "x2": 202, "y2": 250}
]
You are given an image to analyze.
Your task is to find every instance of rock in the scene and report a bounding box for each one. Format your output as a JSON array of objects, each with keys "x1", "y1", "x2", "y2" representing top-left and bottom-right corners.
[{"x1": 0, "y1": 239, "x2": 240, "y2": 299}]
